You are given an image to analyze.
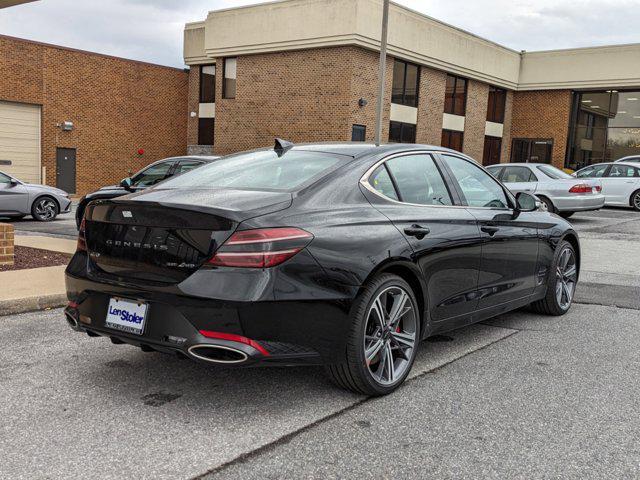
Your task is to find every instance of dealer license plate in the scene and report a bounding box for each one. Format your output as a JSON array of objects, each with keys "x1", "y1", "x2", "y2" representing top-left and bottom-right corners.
[{"x1": 105, "y1": 297, "x2": 148, "y2": 335}]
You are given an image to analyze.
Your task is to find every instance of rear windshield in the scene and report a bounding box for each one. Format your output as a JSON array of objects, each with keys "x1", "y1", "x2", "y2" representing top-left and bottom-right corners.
[
  {"x1": 160, "y1": 150, "x2": 344, "y2": 191},
  {"x1": 536, "y1": 165, "x2": 573, "y2": 180}
]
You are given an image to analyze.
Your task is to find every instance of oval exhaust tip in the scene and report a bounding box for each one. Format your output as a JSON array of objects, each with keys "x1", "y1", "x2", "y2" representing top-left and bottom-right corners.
[
  {"x1": 65, "y1": 311, "x2": 79, "y2": 329},
  {"x1": 188, "y1": 345, "x2": 249, "y2": 364}
]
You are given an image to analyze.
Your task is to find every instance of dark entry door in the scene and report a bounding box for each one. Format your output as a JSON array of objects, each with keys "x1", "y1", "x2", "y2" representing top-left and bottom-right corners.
[
  {"x1": 511, "y1": 139, "x2": 553, "y2": 164},
  {"x1": 56, "y1": 148, "x2": 76, "y2": 194}
]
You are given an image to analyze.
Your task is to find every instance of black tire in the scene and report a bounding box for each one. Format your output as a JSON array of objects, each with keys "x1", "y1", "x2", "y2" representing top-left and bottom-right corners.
[
  {"x1": 530, "y1": 240, "x2": 577, "y2": 316},
  {"x1": 325, "y1": 274, "x2": 421, "y2": 396},
  {"x1": 31, "y1": 196, "x2": 59, "y2": 222},
  {"x1": 559, "y1": 211, "x2": 574, "y2": 219},
  {"x1": 539, "y1": 196, "x2": 555, "y2": 214},
  {"x1": 630, "y1": 190, "x2": 640, "y2": 212}
]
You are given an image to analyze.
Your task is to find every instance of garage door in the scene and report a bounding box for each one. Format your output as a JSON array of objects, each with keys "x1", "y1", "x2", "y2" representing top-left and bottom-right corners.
[{"x1": 0, "y1": 101, "x2": 41, "y2": 184}]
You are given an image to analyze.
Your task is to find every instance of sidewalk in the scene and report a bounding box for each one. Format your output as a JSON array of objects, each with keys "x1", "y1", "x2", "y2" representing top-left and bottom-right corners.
[{"x1": 0, "y1": 235, "x2": 75, "y2": 316}]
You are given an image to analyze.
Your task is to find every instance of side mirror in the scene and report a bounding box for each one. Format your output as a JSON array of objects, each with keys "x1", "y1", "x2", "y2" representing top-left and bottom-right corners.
[
  {"x1": 515, "y1": 192, "x2": 540, "y2": 212},
  {"x1": 120, "y1": 177, "x2": 133, "y2": 190},
  {"x1": 9, "y1": 179, "x2": 19, "y2": 186}
]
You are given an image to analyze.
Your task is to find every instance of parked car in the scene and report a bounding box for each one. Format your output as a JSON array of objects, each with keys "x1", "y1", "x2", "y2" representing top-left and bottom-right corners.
[
  {"x1": 64, "y1": 142, "x2": 580, "y2": 396},
  {"x1": 0, "y1": 170, "x2": 72, "y2": 221},
  {"x1": 486, "y1": 163, "x2": 605, "y2": 218},
  {"x1": 614, "y1": 156, "x2": 640, "y2": 164},
  {"x1": 75, "y1": 156, "x2": 219, "y2": 228},
  {"x1": 574, "y1": 162, "x2": 640, "y2": 210}
]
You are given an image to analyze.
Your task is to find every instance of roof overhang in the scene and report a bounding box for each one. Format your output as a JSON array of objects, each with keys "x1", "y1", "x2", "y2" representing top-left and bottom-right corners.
[{"x1": 184, "y1": 0, "x2": 640, "y2": 92}]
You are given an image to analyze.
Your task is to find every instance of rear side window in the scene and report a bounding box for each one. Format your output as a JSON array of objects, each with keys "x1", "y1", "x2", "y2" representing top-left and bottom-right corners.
[
  {"x1": 502, "y1": 166, "x2": 536, "y2": 183},
  {"x1": 369, "y1": 165, "x2": 399, "y2": 201},
  {"x1": 161, "y1": 150, "x2": 344, "y2": 191},
  {"x1": 443, "y1": 154, "x2": 509, "y2": 209},
  {"x1": 486, "y1": 166, "x2": 503, "y2": 179},
  {"x1": 384, "y1": 154, "x2": 452, "y2": 206},
  {"x1": 608, "y1": 164, "x2": 637, "y2": 178},
  {"x1": 173, "y1": 160, "x2": 204, "y2": 175},
  {"x1": 576, "y1": 164, "x2": 608, "y2": 178}
]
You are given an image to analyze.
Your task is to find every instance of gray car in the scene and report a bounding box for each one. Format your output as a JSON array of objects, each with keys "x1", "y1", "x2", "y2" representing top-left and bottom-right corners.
[
  {"x1": 0, "y1": 170, "x2": 72, "y2": 221},
  {"x1": 487, "y1": 163, "x2": 605, "y2": 218}
]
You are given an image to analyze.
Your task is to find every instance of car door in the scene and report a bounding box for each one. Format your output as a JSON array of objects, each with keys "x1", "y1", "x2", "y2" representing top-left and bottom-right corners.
[
  {"x1": 499, "y1": 166, "x2": 538, "y2": 196},
  {"x1": 602, "y1": 164, "x2": 640, "y2": 205},
  {"x1": 363, "y1": 152, "x2": 483, "y2": 323},
  {"x1": 439, "y1": 153, "x2": 540, "y2": 309},
  {"x1": 0, "y1": 172, "x2": 29, "y2": 214}
]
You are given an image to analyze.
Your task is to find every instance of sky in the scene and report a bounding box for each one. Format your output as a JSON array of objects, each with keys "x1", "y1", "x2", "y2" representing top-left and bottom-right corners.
[{"x1": 1, "y1": 0, "x2": 639, "y2": 68}]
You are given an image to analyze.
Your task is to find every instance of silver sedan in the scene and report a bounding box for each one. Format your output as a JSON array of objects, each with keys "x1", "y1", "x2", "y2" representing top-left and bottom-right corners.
[
  {"x1": 0, "y1": 170, "x2": 72, "y2": 221},
  {"x1": 486, "y1": 163, "x2": 605, "y2": 218}
]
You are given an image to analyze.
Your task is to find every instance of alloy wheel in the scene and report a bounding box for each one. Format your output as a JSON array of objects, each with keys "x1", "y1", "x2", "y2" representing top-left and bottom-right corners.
[
  {"x1": 35, "y1": 199, "x2": 57, "y2": 220},
  {"x1": 555, "y1": 247, "x2": 577, "y2": 310},
  {"x1": 633, "y1": 192, "x2": 640, "y2": 211},
  {"x1": 363, "y1": 286, "x2": 417, "y2": 386}
]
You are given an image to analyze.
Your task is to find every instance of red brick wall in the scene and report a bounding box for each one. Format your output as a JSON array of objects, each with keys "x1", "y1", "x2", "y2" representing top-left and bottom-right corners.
[
  {"x1": 0, "y1": 35, "x2": 189, "y2": 195},
  {"x1": 510, "y1": 90, "x2": 573, "y2": 168},
  {"x1": 416, "y1": 67, "x2": 447, "y2": 146},
  {"x1": 463, "y1": 80, "x2": 490, "y2": 161},
  {"x1": 0, "y1": 223, "x2": 14, "y2": 266}
]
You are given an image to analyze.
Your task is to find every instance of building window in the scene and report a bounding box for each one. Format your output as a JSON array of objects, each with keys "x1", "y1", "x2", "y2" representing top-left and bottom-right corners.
[
  {"x1": 199, "y1": 65, "x2": 216, "y2": 103},
  {"x1": 487, "y1": 86, "x2": 506, "y2": 123},
  {"x1": 223, "y1": 57, "x2": 237, "y2": 99},
  {"x1": 567, "y1": 90, "x2": 640, "y2": 170},
  {"x1": 444, "y1": 74, "x2": 467, "y2": 116},
  {"x1": 389, "y1": 121, "x2": 416, "y2": 143},
  {"x1": 351, "y1": 124, "x2": 366, "y2": 142},
  {"x1": 198, "y1": 118, "x2": 214, "y2": 145},
  {"x1": 482, "y1": 136, "x2": 502, "y2": 166},
  {"x1": 391, "y1": 60, "x2": 420, "y2": 107},
  {"x1": 441, "y1": 129, "x2": 464, "y2": 152}
]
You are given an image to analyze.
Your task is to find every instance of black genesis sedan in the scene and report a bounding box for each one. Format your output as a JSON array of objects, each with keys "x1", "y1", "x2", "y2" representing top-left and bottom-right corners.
[
  {"x1": 64, "y1": 142, "x2": 580, "y2": 395},
  {"x1": 75, "y1": 155, "x2": 219, "y2": 228}
]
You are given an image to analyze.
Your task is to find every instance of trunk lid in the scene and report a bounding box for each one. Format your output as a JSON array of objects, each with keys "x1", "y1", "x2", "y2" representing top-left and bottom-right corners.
[{"x1": 84, "y1": 188, "x2": 292, "y2": 284}]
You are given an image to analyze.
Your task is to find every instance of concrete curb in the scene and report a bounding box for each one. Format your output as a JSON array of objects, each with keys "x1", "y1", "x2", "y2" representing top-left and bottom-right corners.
[{"x1": 0, "y1": 294, "x2": 67, "y2": 317}]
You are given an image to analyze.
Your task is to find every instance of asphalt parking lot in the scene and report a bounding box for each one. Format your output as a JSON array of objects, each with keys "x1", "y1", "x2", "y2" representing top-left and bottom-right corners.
[{"x1": 1, "y1": 207, "x2": 639, "y2": 479}]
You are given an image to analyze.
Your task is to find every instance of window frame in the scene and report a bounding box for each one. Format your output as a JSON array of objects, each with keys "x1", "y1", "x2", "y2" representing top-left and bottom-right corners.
[
  {"x1": 351, "y1": 124, "x2": 367, "y2": 142},
  {"x1": 441, "y1": 129, "x2": 464, "y2": 152},
  {"x1": 444, "y1": 74, "x2": 468, "y2": 116},
  {"x1": 391, "y1": 59, "x2": 420, "y2": 107},
  {"x1": 389, "y1": 121, "x2": 417, "y2": 144},
  {"x1": 360, "y1": 150, "x2": 460, "y2": 207},
  {"x1": 222, "y1": 57, "x2": 237, "y2": 99},
  {"x1": 486, "y1": 86, "x2": 506, "y2": 123},
  {"x1": 199, "y1": 65, "x2": 216, "y2": 103}
]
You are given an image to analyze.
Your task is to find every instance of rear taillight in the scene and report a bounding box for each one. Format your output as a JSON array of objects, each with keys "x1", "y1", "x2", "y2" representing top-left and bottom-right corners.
[
  {"x1": 77, "y1": 218, "x2": 87, "y2": 252},
  {"x1": 569, "y1": 184, "x2": 593, "y2": 194},
  {"x1": 208, "y1": 227, "x2": 313, "y2": 268}
]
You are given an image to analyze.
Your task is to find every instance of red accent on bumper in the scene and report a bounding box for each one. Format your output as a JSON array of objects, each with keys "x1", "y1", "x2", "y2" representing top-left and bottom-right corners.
[{"x1": 198, "y1": 330, "x2": 270, "y2": 356}]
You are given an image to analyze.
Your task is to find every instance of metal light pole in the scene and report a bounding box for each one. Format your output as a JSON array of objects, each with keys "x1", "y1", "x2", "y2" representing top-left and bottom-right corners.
[{"x1": 374, "y1": 0, "x2": 390, "y2": 146}]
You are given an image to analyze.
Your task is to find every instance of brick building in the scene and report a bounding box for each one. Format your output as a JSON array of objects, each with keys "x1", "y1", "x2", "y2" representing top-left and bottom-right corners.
[
  {"x1": 184, "y1": 0, "x2": 640, "y2": 171},
  {"x1": 0, "y1": 35, "x2": 188, "y2": 195}
]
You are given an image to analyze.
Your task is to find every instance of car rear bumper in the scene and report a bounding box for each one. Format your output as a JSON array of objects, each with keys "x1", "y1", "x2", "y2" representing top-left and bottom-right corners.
[
  {"x1": 64, "y1": 252, "x2": 356, "y2": 366},
  {"x1": 552, "y1": 194, "x2": 605, "y2": 212}
]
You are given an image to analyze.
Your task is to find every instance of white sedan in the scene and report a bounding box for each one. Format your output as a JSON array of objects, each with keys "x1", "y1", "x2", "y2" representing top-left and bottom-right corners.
[
  {"x1": 487, "y1": 163, "x2": 604, "y2": 218},
  {"x1": 574, "y1": 162, "x2": 640, "y2": 211}
]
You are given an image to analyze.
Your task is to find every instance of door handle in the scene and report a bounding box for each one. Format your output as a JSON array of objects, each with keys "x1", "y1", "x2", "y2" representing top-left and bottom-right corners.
[
  {"x1": 481, "y1": 225, "x2": 500, "y2": 236},
  {"x1": 404, "y1": 224, "x2": 430, "y2": 239}
]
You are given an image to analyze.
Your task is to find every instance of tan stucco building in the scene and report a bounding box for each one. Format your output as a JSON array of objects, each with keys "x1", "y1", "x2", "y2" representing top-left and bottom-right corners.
[{"x1": 184, "y1": 0, "x2": 640, "y2": 170}]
